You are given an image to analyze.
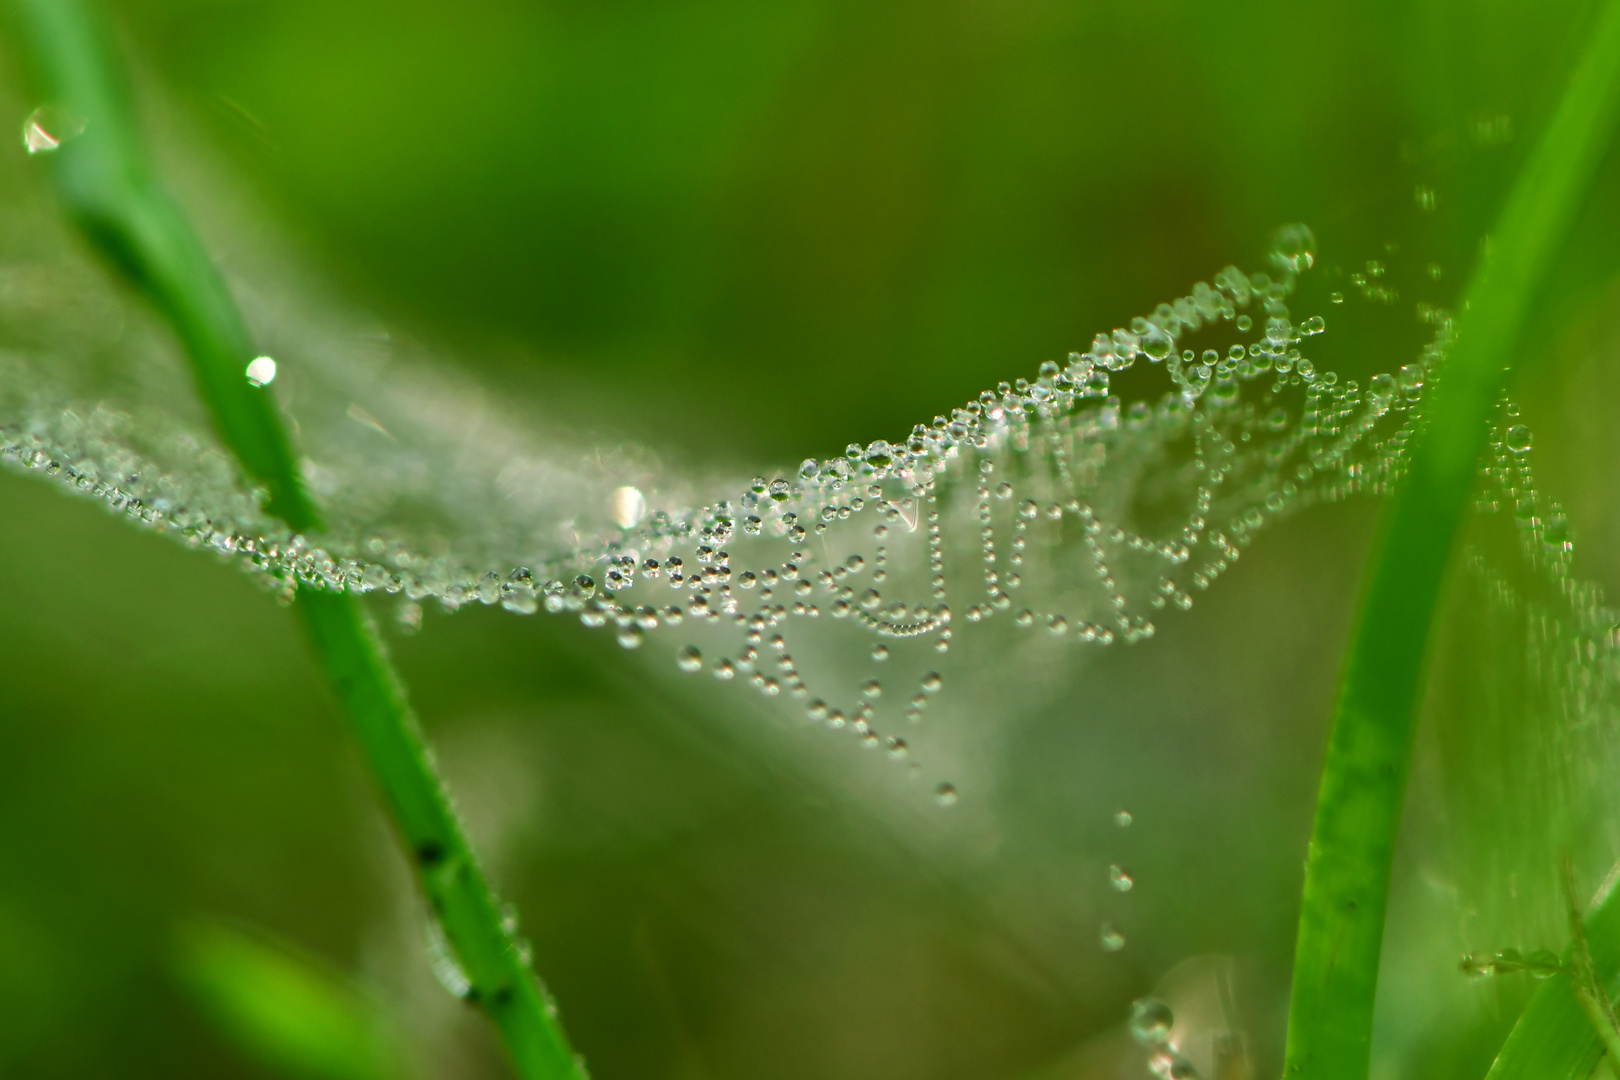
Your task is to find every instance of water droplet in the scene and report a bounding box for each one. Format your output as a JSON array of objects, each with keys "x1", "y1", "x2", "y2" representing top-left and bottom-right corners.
[
  {"x1": 920, "y1": 671, "x2": 942, "y2": 693},
  {"x1": 1129, "y1": 997, "x2": 1174, "y2": 1045},
  {"x1": 862, "y1": 679, "x2": 882, "y2": 699},
  {"x1": 245, "y1": 356, "x2": 277, "y2": 387},
  {"x1": 1269, "y1": 223, "x2": 1317, "y2": 272},
  {"x1": 713, "y1": 659, "x2": 736, "y2": 680},
  {"x1": 1300, "y1": 315, "x2": 1325, "y2": 336},
  {"x1": 1506, "y1": 424, "x2": 1532, "y2": 454},
  {"x1": 1235, "y1": 314, "x2": 1252, "y2": 332},
  {"x1": 609, "y1": 485, "x2": 646, "y2": 529},
  {"x1": 871, "y1": 644, "x2": 889, "y2": 661},
  {"x1": 21, "y1": 104, "x2": 86, "y2": 155},
  {"x1": 676, "y1": 645, "x2": 703, "y2": 672},
  {"x1": 1114, "y1": 808, "x2": 1133, "y2": 827},
  {"x1": 396, "y1": 600, "x2": 423, "y2": 634},
  {"x1": 1415, "y1": 185, "x2": 1437, "y2": 212},
  {"x1": 935, "y1": 782, "x2": 958, "y2": 806},
  {"x1": 1109, "y1": 864, "x2": 1134, "y2": 892},
  {"x1": 1099, "y1": 922, "x2": 1126, "y2": 952}
]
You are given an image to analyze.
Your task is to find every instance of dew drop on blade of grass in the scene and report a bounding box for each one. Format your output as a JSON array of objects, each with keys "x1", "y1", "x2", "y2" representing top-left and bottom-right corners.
[
  {"x1": 935, "y1": 782, "x2": 957, "y2": 806},
  {"x1": 1506, "y1": 424, "x2": 1533, "y2": 454},
  {"x1": 1129, "y1": 997, "x2": 1174, "y2": 1045},
  {"x1": 1109, "y1": 864, "x2": 1134, "y2": 892},
  {"x1": 1099, "y1": 922, "x2": 1126, "y2": 952},
  {"x1": 921, "y1": 672, "x2": 942, "y2": 693},
  {"x1": 1114, "y1": 808, "x2": 1133, "y2": 828},
  {"x1": 676, "y1": 645, "x2": 702, "y2": 672},
  {"x1": 424, "y1": 916, "x2": 473, "y2": 1000},
  {"x1": 245, "y1": 355, "x2": 277, "y2": 387}
]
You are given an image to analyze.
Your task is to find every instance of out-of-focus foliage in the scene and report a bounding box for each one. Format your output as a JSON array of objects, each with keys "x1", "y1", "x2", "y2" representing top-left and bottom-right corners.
[{"x1": 172, "y1": 918, "x2": 400, "y2": 1080}]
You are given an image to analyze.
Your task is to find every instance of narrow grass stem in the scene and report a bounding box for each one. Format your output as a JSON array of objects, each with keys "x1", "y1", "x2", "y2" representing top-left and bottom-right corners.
[
  {"x1": 10, "y1": 3, "x2": 585, "y2": 1076},
  {"x1": 1281, "y1": 1, "x2": 1620, "y2": 1076}
]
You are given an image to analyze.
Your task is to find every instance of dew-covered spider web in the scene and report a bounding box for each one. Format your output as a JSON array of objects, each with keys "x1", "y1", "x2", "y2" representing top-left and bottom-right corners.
[{"x1": 8, "y1": 109, "x2": 1620, "y2": 1079}]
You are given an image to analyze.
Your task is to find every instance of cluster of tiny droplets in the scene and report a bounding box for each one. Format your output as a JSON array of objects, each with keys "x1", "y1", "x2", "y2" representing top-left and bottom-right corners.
[{"x1": 3, "y1": 226, "x2": 1469, "y2": 803}]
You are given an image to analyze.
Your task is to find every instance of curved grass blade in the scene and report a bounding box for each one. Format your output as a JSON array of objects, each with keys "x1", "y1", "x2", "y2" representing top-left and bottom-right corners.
[
  {"x1": 1281, "y1": 0, "x2": 1620, "y2": 1075},
  {"x1": 8, "y1": 2, "x2": 587, "y2": 1076}
]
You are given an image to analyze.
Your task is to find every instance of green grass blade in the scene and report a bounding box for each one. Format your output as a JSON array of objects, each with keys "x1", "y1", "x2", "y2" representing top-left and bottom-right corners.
[
  {"x1": 10, "y1": 3, "x2": 586, "y2": 1077},
  {"x1": 1281, "y1": 1, "x2": 1620, "y2": 1076}
]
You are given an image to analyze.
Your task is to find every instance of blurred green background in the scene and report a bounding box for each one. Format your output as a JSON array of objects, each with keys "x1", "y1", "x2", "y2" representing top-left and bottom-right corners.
[{"x1": 4, "y1": 0, "x2": 1620, "y2": 1078}]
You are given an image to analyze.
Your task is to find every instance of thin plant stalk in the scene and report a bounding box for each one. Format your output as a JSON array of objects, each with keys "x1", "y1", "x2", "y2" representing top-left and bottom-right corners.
[
  {"x1": 1281, "y1": 0, "x2": 1620, "y2": 1075},
  {"x1": 9, "y1": 2, "x2": 585, "y2": 1076}
]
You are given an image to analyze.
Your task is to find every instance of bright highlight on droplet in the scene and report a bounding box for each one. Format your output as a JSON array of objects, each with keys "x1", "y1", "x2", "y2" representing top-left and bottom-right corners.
[
  {"x1": 609, "y1": 485, "x2": 646, "y2": 529},
  {"x1": 245, "y1": 356, "x2": 277, "y2": 387}
]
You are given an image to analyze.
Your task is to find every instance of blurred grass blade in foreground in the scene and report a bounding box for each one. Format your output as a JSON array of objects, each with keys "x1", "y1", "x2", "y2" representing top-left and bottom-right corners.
[
  {"x1": 174, "y1": 917, "x2": 402, "y2": 1080},
  {"x1": 8, "y1": 1, "x2": 586, "y2": 1076},
  {"x1": 1283, "y1": 0, "x2": 1620, "y2": 1076}
]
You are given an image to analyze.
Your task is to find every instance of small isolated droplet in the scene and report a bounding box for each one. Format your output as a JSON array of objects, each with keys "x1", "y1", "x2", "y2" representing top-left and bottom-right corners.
[
  {"x1": 921, "y1": 671, "x2": 943, "y2": 693},
  {"x1": 609, "y1": 485, "x2": 646, "y2": 529},
  {"x1": 676, "y1": 645, "x2": 703, "y2": 672},
  {"x1": 935, "y1": 782, "x2": 958, "y2": 806},
  {"x1": 1270, "y1": 222, "x2": 1317, "y2": 272},
  {"x1": 1129, "y1": 997, "x2": 1174, "y2": 1045},
  {"x1": 1114, "y1": 808, "x2": 1133, "y2": 828},
  {"x1": 1099, "y1": 922, "x2": 1126, "y2": 952},
  {"x1": 871, "y1": 644, "x2": 889, "y2": 661},
  {"x1": 21, "y1": 104, "x2": 85, "y2": 155},
  {"x1": 862, "y1": 679, "x2": 883, "y2": 699},
  {"x1": 245, "y1": 355, "x2": 277, "y2": 387},
  {"x1": 1505, "y1": 424, "x2": 1533, "y2": 454},
  {"x1": 1109, "y1": 864, "x2": 1134, "y2": 892}
]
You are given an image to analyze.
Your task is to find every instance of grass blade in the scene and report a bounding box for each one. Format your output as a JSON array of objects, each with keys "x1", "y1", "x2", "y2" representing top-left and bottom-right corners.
[
  {"x1": 1281, "y1": 1, "x2": 1620, "y2": 1076},
  {"x1": 9, "y1": 2, "x2": 586, "y2": 1076}
]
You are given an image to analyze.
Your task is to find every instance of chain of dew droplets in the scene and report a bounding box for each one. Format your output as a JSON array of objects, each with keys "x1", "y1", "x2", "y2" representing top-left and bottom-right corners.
[{"x1": 1, "y1": 232, "x2": 1466, "y2": 791}]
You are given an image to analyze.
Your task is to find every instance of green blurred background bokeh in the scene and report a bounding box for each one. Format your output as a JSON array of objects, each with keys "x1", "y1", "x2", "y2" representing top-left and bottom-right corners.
[{"x1": 4, "y1": 0, "x2": 1620, "y2": 1077}]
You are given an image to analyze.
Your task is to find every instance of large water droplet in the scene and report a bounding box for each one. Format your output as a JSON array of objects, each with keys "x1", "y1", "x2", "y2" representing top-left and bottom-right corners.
[
  {"x1": 1506, "y1": 424, "x2": 1532, "y2": 454},
  {"x1": 1270, "y1": 223, "x2": 1316, "y2": 272},
  {"x1": 609, "y1": 485, "x2": 646, "y2": 529},
  {"x1": 21, "y1": 104, "x2": 86, "y2": 155},
  {"x1": 245, "y1": 355, "x2": 277, "y2": 387}
]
